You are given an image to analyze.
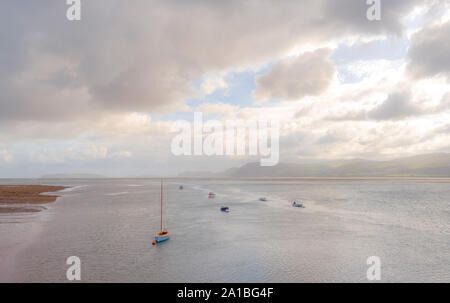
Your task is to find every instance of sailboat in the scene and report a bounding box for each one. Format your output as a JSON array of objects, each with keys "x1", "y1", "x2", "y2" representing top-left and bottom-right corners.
[{"x1": 154, "y1": 179, "x2": 171, "y2": 244}]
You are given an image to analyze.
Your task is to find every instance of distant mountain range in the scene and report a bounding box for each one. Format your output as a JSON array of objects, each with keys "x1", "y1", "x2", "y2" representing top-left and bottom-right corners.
[{"x1": 179, "y1": 153, "x2": 450, "y2": 178}]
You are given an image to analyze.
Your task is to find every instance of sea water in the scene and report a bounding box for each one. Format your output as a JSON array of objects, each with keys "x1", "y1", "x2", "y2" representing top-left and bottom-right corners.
[{"x1": 0, "y1": 178, "x2": 449, "y2": 282}]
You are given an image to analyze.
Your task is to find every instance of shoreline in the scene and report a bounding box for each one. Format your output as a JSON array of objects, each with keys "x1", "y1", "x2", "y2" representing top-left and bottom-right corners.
[
  {"x1": 2, "y1": 176, "x2": 450, "y2": 182},
  {"x1": 0, "y1": 185, "x2": 68, "y2": 213}
]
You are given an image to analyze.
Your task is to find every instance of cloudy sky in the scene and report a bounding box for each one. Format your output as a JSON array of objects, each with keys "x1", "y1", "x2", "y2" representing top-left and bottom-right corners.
[{"x1": 0, "y1": 0, "x2": 449, "y2": 177}]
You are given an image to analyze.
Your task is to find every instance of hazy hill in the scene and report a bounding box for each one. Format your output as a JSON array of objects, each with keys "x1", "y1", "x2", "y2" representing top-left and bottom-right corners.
[
  {"x1": 177, "y1": 171, "x2": 218, "y2": 178},
  {"x1": 40, "y1": 173, "x2": 107, "y2": 179},
  {"x1": 180, "y1": 153, "x2": 450, "y2": 178}
]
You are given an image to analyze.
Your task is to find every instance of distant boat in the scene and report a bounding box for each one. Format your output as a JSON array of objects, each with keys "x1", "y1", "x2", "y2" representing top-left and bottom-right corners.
[
  {"x1": 179, "y1": 185, "x2": 183, "y2": 190},
  {"x1": 292, "y1": 201, "x2": 304, "y2": 208},
  {"x1": 154, "y1": 179, "x2": 171, "y2": 244},
  {"x1": 220, "y1": 206, "x2": 230, "y2": 213},
  {"x1": 208, "y1": 192, "x2": 216, "y2": 198},
  {"x1": 259, "y1": 197, "x2": 267, "y2": 201}
]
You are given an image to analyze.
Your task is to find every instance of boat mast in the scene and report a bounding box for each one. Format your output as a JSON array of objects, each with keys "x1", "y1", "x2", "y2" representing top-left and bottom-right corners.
[{"x1": 160, "y1": 178, "x2": 163, "y2": 232}]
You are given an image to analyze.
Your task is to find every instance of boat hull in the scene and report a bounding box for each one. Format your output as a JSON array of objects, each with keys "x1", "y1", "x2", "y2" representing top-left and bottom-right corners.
[
  {"x1": 155, "y1": 236, "x2": 170, "y2": 242},
  {"x1": 155, "y1": 232, "x2": 171, "y2": 243}
]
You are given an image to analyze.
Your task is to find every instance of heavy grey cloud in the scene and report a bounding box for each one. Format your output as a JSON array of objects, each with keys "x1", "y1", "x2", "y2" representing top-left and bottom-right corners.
[
  {"x1": 368, "y1": 91, "x2": 423, "y2": 120},
  {"x1": 408, "y1": 20, "x2": 450, "y2": 79},
  {"x1": 326, "y1": 89, "x2": 450, "y2": 122},
  {"x1": 0, "y1": 0, "x2": 427, "y2": 122},
  {"x1": 253, "y1": 49, "x2": 335, "y2": 102}
]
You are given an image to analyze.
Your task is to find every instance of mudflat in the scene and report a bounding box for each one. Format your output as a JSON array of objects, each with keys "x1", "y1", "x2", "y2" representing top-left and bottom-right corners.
[{"x1": 0, "y1": 185, "x2": 67, "y2": 213}]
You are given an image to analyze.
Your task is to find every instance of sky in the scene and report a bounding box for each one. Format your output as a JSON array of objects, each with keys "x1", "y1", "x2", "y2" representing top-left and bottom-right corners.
[{"x1": 0, "y1": 0, "x2": 449, "y2": 177}]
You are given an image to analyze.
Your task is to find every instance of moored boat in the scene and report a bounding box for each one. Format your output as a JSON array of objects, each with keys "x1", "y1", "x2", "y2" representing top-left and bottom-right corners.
[
  {"x1": 208, "y1": 192, "x2": 216, "y2": 198},
  {"x1": 153, "y1": 179, "x2": 171, "y2": 244},
  {"x1": 292, "y1": 201, "x2": 304, "y2": 208},
  {"x1": 155, "y1": 229, "x2": 171, "y2": 242}
]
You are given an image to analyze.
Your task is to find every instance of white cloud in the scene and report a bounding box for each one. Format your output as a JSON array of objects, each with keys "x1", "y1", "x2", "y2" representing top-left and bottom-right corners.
[
  {"x1": 0, "y1": 150, "x2": 13, "y2": 163},
  {"x1": 196, "y1": 103, "x2": 239, "y2": 118},
  {"x1": 199, "y1": 75, "x2": 228, "y2": 96}
]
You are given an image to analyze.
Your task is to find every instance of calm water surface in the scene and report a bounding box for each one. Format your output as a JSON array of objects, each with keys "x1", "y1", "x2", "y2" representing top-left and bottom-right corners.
[{"x1": 0, "y1": 178, "x2": 449, "y2": 282}]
